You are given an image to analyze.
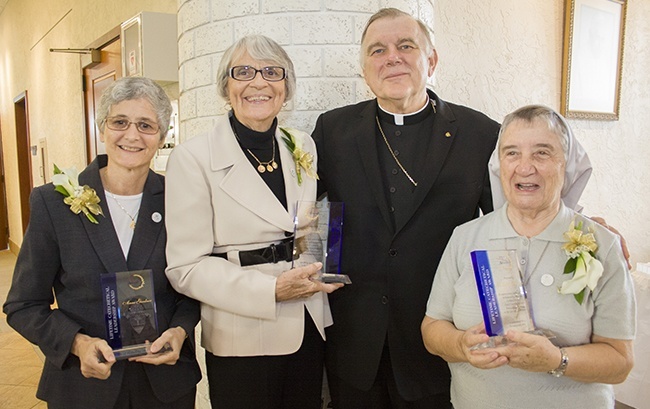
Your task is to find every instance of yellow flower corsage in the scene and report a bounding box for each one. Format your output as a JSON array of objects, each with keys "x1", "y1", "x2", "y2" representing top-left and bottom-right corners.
[
  {"x1": 52, "y1": 164, "x2": 104, "y2": 224},
  {"x1": 280, "y1": 127, "x2": 319, "y2": 186}
]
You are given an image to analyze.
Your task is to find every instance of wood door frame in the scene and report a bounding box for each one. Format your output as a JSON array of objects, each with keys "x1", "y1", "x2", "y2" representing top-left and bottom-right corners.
[
  {"x1": 13, "y1": 91, "x2": 32, "y2": 235},
  {"x1": 83, "y1": 26, "x2": 121, "y2": 163},
  {"x1": 0, "y1": 116, "x2": 8, "y2": 250}
]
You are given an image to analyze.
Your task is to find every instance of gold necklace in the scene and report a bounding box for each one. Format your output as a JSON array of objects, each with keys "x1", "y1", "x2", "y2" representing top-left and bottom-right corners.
[
  {"x1": 233, "y1": 128, "x2": 278, "y2": 174},
  {"x1": 375, "y1": 116, "x2": 418, "y2": 187},
  {"x1": 108, "y1": 192, "x2": 139, "y2": 230}
]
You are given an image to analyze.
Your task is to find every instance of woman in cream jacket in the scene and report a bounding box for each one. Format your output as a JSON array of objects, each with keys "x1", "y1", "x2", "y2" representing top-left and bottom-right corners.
[{"x1": 165, "y1": 35, "x2": 343, "y2": 409}]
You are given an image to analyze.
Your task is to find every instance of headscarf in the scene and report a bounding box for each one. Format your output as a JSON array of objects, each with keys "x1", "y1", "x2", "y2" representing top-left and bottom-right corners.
[{"x1": 488, "y1": 106, "x2": 593, "y2": 212}]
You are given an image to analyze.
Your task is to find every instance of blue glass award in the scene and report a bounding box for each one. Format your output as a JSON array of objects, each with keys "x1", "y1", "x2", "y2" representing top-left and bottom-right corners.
[
  {"x1": 100, "y1": 270, "x2": 169, "y2": 360},
  {"x1": 293, "y1": 201, "x2": 350, "y2": 284},
  {"x1": 471, "y1": 250, "x2": 535, "y2": 337}
]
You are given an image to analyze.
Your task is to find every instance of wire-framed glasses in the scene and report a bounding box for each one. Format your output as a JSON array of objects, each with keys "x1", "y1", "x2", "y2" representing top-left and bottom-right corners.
[
  {"x1": 229, "y1": 66, "x2": 286, "y2": 82},
  {"x1": 104, "y1": 117, "x2": 160, "y2": 135}
]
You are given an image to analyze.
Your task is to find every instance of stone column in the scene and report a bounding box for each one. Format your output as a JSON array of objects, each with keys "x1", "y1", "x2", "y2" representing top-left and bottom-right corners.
[{"x1": 177, "y1": 0, "x2": 434, "y2": 140}]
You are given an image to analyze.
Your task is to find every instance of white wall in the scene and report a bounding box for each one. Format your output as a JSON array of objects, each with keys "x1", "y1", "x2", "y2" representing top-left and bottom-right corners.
[{"x1": 433, "y1": 0, "x2": 650, "y2": 267}]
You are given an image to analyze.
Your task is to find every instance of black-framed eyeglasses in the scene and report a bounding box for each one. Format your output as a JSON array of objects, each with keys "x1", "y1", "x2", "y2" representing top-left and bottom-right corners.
[
  {"x1": 104, "y1": 117, "x2": 160, "y2": 135},
  {"x1": 229, "y1": 66, "x2": 286, "y2": 82}
]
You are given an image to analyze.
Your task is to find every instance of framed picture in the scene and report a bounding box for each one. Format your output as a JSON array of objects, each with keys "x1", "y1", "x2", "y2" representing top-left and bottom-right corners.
[{"x1": 560, "y1": 0, "x2": 627, "y2": 120}]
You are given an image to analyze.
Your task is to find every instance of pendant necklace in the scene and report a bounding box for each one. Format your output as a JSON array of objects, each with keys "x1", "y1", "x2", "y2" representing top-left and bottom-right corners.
[
  {"x1": 375, "y1": 116, "x2": 418, "y2": 187},
  {"x1": 233, "y1": 128, "x2": 278, "y2": 174},
  {"x1": 108, "y1": 192, "x2": 138, "y2": 230}
]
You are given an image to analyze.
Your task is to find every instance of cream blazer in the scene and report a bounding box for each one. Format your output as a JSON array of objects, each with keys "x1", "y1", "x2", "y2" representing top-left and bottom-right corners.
[{"x1": 165, "y1": 115, "x2": 332, "y2": 356}]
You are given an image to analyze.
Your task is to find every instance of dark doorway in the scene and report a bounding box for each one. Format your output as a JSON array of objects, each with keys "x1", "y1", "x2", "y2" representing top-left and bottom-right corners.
[
  {"x1": 14, "y1": 91, "x2": 32, "y2": 235},
  {"x1": 0, "y1": 118, "x2": 9, "y2": 249}
]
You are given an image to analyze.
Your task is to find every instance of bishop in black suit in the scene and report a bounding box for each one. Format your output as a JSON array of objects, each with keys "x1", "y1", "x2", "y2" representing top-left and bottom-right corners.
[{"x1": 313, "y1": 8, "x2": 499, "y2": 408}]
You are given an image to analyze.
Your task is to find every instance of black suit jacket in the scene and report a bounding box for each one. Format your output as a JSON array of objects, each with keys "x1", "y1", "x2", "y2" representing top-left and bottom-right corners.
[
  {"x1": 313, "y1": 90, "x2": 499, "y2": 400},
  {"x1": 3, "y1": 155, "x2": 201, "y2": 408}
]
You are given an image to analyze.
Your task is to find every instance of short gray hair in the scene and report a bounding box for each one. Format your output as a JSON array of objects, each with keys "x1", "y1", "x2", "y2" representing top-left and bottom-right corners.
[
  {"x1": 498, "y1": 105, "x2": 570, "y2": 161},
  {"x1": 96, "y1": 77, "x2": 172, "y2": 141},
  {"x1": 360, "y1": 8, "x2": 435, "y2": 66},
  {"x1": 216, "y1": 35, "x2": 296, "y2": 103}
]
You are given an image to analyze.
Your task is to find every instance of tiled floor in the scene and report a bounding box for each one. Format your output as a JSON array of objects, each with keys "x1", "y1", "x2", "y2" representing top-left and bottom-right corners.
[{"x1": 0, "y1": 250, "x2": 46, "y2": 409}]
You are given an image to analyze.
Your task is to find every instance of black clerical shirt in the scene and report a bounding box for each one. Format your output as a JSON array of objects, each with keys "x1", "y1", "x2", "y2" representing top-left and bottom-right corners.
[{"x1": 375, "y1": 103, "x2": 435, "y2": 230}]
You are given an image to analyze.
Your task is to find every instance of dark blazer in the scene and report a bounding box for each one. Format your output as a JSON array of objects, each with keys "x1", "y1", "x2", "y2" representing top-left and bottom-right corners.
[
  {"x1": 312, "y1": 90, "x2": 499, "y2": 400},
  {"x1": 3, "y1": 155, "x2": 201, "y2": 408}
]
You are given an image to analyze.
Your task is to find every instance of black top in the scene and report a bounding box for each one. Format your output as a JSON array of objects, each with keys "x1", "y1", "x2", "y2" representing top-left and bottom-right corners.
[
  {"x1": 230, "y1": 113, "x2": 288, "y2": 210},
  {"x1": 375, "y1": 103, "x2": 435, "y2": 230}
]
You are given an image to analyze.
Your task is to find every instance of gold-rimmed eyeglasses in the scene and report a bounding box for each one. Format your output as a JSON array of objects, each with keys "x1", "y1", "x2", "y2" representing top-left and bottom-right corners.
[
  {"x1": 104, "y1": 117, "x2": 160, "y2": 135},
  {"x1": 229, "y1": 66, "x2": 286, "y2": 82}
]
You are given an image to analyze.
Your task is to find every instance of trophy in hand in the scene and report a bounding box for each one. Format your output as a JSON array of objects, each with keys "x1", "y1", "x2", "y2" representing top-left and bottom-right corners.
[
  {"x1": 293, "y1": 201, "x2": 350, "y2": 284},
  {"x1": 471, "y1": 250, "x2": 552, "y2": 349},
  {"x1": 100, "y1": 270, "x2": 171, "y2": 360}
]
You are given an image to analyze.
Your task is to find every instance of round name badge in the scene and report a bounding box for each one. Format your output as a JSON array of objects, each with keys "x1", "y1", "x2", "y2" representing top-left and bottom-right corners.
[{"x1": 541, "y1": 274, "x2": 554, "y2": 287}]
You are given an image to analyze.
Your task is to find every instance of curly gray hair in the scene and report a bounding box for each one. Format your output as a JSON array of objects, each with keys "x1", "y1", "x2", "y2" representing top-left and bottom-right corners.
[{"x1": 96, "y1": 77, "x2": 172, "y2": 141}]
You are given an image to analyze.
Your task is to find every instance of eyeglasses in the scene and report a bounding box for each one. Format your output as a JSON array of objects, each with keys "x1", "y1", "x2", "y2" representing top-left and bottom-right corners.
[
  {"x1": 229, "y1": 66, "x2": 286, "y2": 82},
  {"x1": 104, "y1": 117, "x2": 160, "y2": 135}
]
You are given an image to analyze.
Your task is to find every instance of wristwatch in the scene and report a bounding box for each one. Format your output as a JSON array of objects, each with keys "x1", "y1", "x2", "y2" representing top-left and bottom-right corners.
[{"x1": 548, "y1": 347, "x2": 569, "y2": 377}]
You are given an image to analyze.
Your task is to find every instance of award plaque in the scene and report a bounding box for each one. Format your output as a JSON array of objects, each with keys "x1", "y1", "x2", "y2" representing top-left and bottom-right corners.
[
  {"x1": 293, "y1": 201, "x2": 351, "y2": 284},
  {"x1": 471, "y1": 250, "x2": 535, "y2": 337},
  {"x1": 100, "y1": 269, "x2": 168, "y2": 360}
]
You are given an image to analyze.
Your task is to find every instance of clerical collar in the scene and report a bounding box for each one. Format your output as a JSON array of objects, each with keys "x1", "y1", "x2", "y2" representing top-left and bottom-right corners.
[
  {"x1": 377, "y1": 96, "x2": 434, "y2": 126},
  {"x1": 230, "y1": 113, "x2": 277, "y2": 150}
]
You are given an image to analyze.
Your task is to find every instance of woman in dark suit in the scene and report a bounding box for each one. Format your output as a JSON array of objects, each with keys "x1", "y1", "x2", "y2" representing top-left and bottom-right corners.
[{"x1": 3, "y1": 77, "x2": 201, "y2": 409}]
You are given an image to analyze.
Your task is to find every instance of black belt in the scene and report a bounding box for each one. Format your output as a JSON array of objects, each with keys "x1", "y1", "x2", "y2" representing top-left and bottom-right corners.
[{"x1": 211, "y1": 238, "x2": 294, "y2": 266}]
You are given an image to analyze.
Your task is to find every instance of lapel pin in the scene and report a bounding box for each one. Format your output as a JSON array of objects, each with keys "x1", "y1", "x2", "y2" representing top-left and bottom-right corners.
[
  {"x1": 151, "y1": 212, "x2": 162, "y2": 223},
  {"x1": 445, "y1": 132, "x2": 451, "y2": 138}
]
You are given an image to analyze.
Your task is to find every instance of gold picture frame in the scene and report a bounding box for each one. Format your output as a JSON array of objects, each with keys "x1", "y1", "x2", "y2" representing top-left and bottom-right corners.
[{"x1": 560, "y1": 0, "x2": 627, "y2": 120}]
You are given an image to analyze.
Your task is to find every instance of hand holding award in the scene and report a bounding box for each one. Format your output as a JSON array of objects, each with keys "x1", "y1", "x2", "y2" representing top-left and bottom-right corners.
[
  {"x1": 471, "y1": 250, "x2": 552, "y2": 349},
  {"x1": 293, "y1": 201, "x2": 351, "y2": 284},
  {"x1": 100, "y1": 270, "x2": 172, "y2": 360}
]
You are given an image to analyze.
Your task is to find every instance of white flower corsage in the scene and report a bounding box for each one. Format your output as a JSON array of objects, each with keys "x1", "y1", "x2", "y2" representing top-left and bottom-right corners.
[{"x1": 558, "y1": 220, "x2": 604, "y2": 304}]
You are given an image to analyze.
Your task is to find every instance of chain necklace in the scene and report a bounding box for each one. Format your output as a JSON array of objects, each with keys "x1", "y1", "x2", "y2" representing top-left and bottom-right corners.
[
  {"x1": 375, "y1": 116, "x2": 418, "y2": 187},
  {"x1": 233, "y1": 128, "x2": 278, "y2": 174},
  {"x1": 108, "y1": 192, "x2": 139, "y2": 230}
]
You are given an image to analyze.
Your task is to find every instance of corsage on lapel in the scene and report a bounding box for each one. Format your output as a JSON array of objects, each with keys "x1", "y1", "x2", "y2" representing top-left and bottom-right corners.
[
  {"x1": 558, "y1": 220, "x2": 603, "y2": 304},
  {"x1": 280, "y1": 127, "x2": 318, "y2": 186},
  {"x1": 52, "y1": 164, "x2": 104, "y2": 224}
]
